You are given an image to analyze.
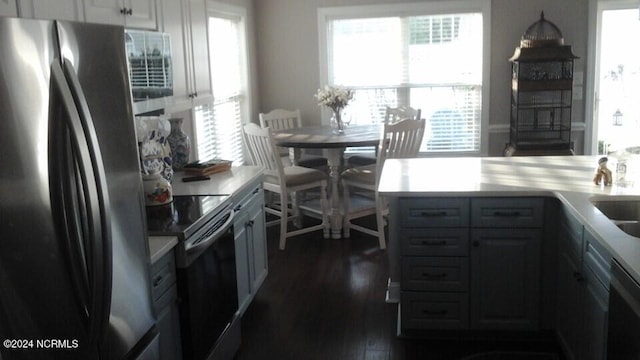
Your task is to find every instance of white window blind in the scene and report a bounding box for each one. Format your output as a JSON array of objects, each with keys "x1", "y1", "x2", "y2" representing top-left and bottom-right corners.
[
  {"x1": 324, "y1": 7, "x2": 485, "y2": 153},
  {"x1": 195, "y1": 6, "x2": 248, "y2": 164}
]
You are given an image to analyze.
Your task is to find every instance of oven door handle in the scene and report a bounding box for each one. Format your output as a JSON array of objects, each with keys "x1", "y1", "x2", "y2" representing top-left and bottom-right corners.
[{"x1": 184, "y1": 208, "x2": 235, "y2": 258}]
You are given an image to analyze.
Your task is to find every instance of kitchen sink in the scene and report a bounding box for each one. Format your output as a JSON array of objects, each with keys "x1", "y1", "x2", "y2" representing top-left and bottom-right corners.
[{"x1": 591, "y1": 198, "x2": 640, "y2": 237}]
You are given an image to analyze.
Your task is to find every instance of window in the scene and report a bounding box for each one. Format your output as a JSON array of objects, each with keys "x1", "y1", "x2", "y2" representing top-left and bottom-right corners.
[
  {"x1": 195, "y1": 2, "x2": 250, "y2": 164},
  {"x1": 318, "y1": 1, "x2": 490, "y2": 153},
  {"x1": 591, "y1": 1, "x2": 640, "y2": 155}
]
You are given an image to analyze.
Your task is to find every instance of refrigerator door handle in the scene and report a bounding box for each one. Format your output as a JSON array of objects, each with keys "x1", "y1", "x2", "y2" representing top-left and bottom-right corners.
[{"x1": 50, "y1": 60, "x2": 113, "y2": 349}]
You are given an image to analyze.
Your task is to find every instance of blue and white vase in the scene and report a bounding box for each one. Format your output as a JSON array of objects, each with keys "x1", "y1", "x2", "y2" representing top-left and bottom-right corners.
[{"x1": 167, "y1": 118, "x2": 190, "y2": 170}]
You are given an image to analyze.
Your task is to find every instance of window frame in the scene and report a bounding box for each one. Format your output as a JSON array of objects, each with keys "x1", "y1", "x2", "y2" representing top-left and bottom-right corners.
[
  {"x1": 585, "y1": 0, "x2": 639, "y2": 154},
  {"x1": 195, "y1": 1, "x2": 252, "y2": 164},
  {"x1": 317, "y1": 0, "x2": 492, "y2": 155}
]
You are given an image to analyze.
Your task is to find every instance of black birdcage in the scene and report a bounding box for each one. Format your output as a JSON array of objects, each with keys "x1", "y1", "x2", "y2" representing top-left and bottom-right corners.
[{"x1": 506, "y1": 12, "x2": 578, "y2": 155}]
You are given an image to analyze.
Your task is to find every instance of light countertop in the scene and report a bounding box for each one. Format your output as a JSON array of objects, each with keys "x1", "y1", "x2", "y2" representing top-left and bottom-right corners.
[
  {"x1": 148, "y1": 236, "x2": 178, "y2": 264},
  {"x1": 146, "y1": 165, "x2": 264, "y2": 263},
  {"x1": 378, "y1": 155, "x2": 640, "y2": 284},
  {"x1": 171, "y1": 165, "x2": 263, "y2": 196}
]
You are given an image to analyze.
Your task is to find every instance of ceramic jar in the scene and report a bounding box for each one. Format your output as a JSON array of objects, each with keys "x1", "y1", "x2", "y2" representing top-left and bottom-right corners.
[
  {"x1": 142, "y1": 170, "x2": 173, "y2": 206},
  {"x1": 167, "y1": 117, "x2": 190, "y2": 170}
]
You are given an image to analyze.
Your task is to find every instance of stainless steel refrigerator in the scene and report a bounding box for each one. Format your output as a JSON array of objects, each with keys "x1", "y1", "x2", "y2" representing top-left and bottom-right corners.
[{"x1": 0, "y1": 17, "x2": 158, "y2": 360}]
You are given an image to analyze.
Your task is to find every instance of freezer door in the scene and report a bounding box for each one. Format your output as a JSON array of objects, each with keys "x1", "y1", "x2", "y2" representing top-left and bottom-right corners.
[
  {"x1": 0, "y1": 17, "x2": 98, "y2": 360},
  {"x1": 56, "y1": 21, "x2": 156, "y2": 359}
]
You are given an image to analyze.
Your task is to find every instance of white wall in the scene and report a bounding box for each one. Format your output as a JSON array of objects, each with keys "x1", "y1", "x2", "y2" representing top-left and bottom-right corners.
[{"x1": 255, "y1": 0, "x2": 590, "y2": 155}]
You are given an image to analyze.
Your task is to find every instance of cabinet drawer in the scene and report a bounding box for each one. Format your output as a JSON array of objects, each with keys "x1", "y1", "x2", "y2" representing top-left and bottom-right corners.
[
  {"x1": 401, "y1": 291, "x2": 469, "y2": 330},
  {"x1": 153, "y1": 283, "x2": 178, "y2": 315},
  {"x1": 400, "y1": 198, "x2": 469, "y2": 228},
  {"x1": 400, "y1": 228, "x2": 469, "y2": 256},
  {"x1": 471, "y1": 198, "x2": 544, "y2": 228},
  {"x1": 583, "y1": 230, "x2": 611, "y2": 290},
  {"x1": 401, "y1": 257, "x2": 469, "y2": 292},
  {"x1": 234, "y1": 184, "x2": 262, "y2": 212},
  {"x1": 151, "y1": 252, "x2": 176, "y2": 302}
]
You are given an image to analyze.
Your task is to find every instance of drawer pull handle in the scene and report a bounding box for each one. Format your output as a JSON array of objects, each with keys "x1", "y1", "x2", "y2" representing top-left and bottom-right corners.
[
  {"x1": 423, "y1": 309, "x2": 447, "y2": 315},
  {"x1": 421, "y1": 240, "x2": 447, "y2": 246},
  {"x1": 422, "y1": 273, "x2": 447, "y2": 279},
  {"x1": 153, "y1": 275, "x2": 164, "y2": 287},
  {"x1": 492, "y1": 211, "x2": 522, "y2": 217},
  {"x1": 420, "y1": 211, "x2": 448, "y2": 217}
]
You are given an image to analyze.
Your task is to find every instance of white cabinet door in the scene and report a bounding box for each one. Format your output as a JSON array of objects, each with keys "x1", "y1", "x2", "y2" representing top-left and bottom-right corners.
[
  {"x1": 84, "y1": 0, "x2": 127, "y2": 25},
  {"x1": 247, "y1": 187, "x2": 267, "y2": 293},
  {"x1": 186, "y1": 0, "x2": 211, "y2": 105},
  {"x1": 157, "y1": 0, "x2": 187, "y2": 106},
  {"x1": 581, "y1": 266, "x2": 609, "y2": 360},
  {"x1": 556, "y1": 249, "x2": 584, "y2": 360},
  {"x1": 0, "y1": 0, "x2": 18, "y2": 17},
  {"x1": 234, "y1": 207, "x2": 252, "y2": 315},
  {"x1": 470, "y1": 228, "x2": 541, "y2": 330},
  {"x1": 84, "y1": 0, "x2": 156, "y2": 29},
  {"x1": 232, "y1": 182, "x2": 268, "y2": 316},
  {"x1": 18, "y1": 0, "x2": 84, "y2": 21},
  {"x1": 126, "y1": 0, "x2": 155, "y2": 29},
  {"x1": 158, "y1": 0, "x2": 211, "y2": 112}
]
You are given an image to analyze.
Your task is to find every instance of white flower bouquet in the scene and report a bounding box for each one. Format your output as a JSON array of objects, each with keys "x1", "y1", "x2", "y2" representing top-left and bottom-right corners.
[
  {"x1": 315, "y1": 85, "x2": 354, "y2": 132},
  {"x1": 315, "y1": 85, "x2": 354, "y2": 113}
]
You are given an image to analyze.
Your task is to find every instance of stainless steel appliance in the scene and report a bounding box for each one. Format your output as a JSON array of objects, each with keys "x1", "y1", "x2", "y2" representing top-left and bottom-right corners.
[
  {"x1": 146, "y1": 195, "x2": 240, "y2": 360},
  {"x1": 0, "y1": 17, "x2": 157, "y2": 359},
  {"x1": 607, "y1": 259, "x2": 640, "y2": 358}
]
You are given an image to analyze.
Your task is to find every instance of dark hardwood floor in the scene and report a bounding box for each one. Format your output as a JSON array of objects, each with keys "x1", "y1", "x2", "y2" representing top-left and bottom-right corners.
[{"x1": 235, "y1": 219, "x2": 564, "y2": 360}]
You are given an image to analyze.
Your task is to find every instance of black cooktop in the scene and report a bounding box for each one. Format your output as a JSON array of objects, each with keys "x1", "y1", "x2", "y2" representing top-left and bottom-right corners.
[{"x1": 145, "y1": 195, "x2": 230, "y2": 238}]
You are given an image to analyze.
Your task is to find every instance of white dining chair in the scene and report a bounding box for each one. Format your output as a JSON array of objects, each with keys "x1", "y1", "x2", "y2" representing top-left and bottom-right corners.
[
  {"x1": 243, "y1": 123, "x2": 330, "y2": 250},
  {"x1": 347, "y1": 106, "x2": 422, "y2": 167},
  {"x1": 341, "y1": 118, "x2": 426, "y2": 249},
  {"x1": 259, "y1": 109, "x2": 328, "y2": 170}
]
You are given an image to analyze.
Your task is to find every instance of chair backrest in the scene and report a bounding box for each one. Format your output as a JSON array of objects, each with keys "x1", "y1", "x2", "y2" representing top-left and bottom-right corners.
[
  {"x1": 243, "y1": 123, "x2": 284, "y2": 180},
  {"x1": 384, "y1": 106, "x2": 422, "y2": 124},
  {"x1": 375, "y1": 118, "x2": 426, "y2": 177},
  {"x1": 259, "y1": 109, "x2": 302, "y2": 130}
]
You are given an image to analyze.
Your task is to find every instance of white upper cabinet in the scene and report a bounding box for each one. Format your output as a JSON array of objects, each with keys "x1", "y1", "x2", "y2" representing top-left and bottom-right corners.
[
  {"x1": 186, "y1": 0, "x2": 211, "y2": 106},
  {"x1": 158, "y1": 0, "x2": 211, "y2": 112},
  {"x1": 84, "y1": 0, "x2": 157, "y2": 29},
  {"x1": 0, "y1": 0, "x2": 18, "y2": 17},
  {"x1": 18, "y1": 0, "x2": 84, "y2": 21}
]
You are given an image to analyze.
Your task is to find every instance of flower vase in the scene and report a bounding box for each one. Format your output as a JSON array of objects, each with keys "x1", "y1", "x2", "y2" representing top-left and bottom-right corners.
[
  {"x1": 167, "y1": 118, "x2": 190, "y2": 170},
  {"x1": 331, "y1": 110, "x2": 345, "y2": 134}
]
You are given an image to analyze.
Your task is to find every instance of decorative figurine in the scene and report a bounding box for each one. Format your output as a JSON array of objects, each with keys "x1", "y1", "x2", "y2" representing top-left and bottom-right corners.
[{"x1": 593, "y1": 156, "x2": 613, "y2": 186}]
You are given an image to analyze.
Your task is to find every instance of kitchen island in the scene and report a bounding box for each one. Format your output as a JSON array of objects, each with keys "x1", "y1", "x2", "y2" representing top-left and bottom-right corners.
[
  {"x1": 379, "y1": 155, "x2": 640, "y2": 299},
  {"x1": 379, "y1": 155, "x2": 640, "y2": 358}
]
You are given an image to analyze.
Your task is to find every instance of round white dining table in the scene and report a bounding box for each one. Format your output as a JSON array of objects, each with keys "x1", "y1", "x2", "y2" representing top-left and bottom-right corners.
[{"x1": 272, "y1": 124, "x2": 382, "y2": 239}]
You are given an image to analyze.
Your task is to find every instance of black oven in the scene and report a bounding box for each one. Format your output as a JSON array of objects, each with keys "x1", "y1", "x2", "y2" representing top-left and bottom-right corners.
[{"x1": 146, "y1": 195, "x2": 240, "y2": 360}]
